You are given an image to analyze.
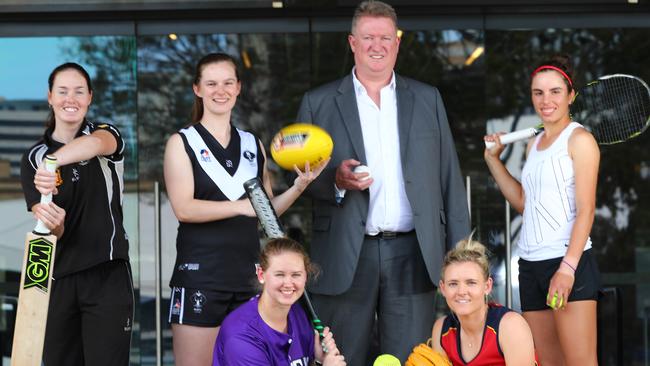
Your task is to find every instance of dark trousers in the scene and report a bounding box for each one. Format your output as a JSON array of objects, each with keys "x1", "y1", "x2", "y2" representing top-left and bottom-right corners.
[
  {"x1": 312, "y1": 232, "x2": 435, "y2": 365},
  {"x1": 43, "y1": 260, "x2": 134, "y2": 366}
]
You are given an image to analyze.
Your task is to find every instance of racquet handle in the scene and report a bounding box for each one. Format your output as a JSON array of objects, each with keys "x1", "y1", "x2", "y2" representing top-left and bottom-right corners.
[
  {"x1": 485, "y1": 127, "x2": 540, "y2": 149},
  {"x1": 34, "y1": 155, "x2": 58, "y2": 235}
]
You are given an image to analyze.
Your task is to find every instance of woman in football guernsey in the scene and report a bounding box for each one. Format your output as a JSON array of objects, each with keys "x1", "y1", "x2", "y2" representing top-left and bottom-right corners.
[
  {"x1": 163, "y1": 53, "x2": 327, "y2": 365},
  {"x1": 430, "y1": 238, "x2": 538, "y2": 366},
  {"x1": 20, "y1": 62, "x2": 133, "y2": 365},
  {"x1": 484, "y1": 55, "x2": 600, "y2": 366},
  {"x1": 213, "y1": 238, "x2": 346, "y2": 366}
]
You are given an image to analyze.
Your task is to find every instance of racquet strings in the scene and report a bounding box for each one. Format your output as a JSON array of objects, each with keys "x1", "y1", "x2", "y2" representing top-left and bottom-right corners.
[{"x1": 576, "y1": 76, "x2": 650, "y2": 144}]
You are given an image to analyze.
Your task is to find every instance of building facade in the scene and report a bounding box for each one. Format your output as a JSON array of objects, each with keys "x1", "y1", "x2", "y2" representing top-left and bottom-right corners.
[{"x1": 1, "y1": 0, "x2": 649, "y2": 364}]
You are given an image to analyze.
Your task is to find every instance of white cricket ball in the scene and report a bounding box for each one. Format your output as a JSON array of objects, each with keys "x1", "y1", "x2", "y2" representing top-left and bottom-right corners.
[{"x1": 353, "y1": 165, "x2": 372, "y2": 180}]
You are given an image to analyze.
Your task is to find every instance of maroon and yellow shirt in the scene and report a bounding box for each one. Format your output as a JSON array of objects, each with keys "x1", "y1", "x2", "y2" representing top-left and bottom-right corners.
[{"x1": 440, "y1": 304, "x2": 538, "y2": 366}]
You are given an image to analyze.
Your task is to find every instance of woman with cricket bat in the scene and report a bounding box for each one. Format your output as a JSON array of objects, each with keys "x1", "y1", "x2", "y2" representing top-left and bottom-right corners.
[{"x1": 20, "y1": 62, "x2": 133, "y2": 366}]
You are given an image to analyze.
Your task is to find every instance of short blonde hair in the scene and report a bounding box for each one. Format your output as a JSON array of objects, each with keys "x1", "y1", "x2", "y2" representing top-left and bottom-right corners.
[
  {"x1": 351, "y1": 0, "x2": 398, "y2": 34},
  {"x1": 441, "y1": 235, "x2": 490, "y2": 281}
]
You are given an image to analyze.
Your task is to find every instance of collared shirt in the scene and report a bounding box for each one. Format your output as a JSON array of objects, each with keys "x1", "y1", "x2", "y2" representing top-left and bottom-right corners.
[
  {"x1": 352, "y1": 68, "x2": 414, "y2": 235},
  {"x1": 20, "y1": 121, "x2": 130, "y2": 278},
  {"x1": 213, "y1": 296, "x2": 314, "y2": 366}
]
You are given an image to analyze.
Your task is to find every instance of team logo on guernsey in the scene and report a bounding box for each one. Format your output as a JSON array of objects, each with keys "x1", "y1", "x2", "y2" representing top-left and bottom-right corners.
[
  {"x1": 290, "y1": 358, "x2": 310, "y2": 366},
  {"x1": 97, "y1": 123, "x2": 119, "y2": 136},
  {"x1": 72, "y1": 167, "x2": 80, "y2": 182},
  {"x1": 191, "y1": 291, "x2": 206, "y2": 314},
  {"x1": 199, "y1": 149, "x2": 211, "y2": 162},
  {"x1": 243, "y1": 150, "x2": 256, "y2": 163},
  {"x1": 177, "y1": 263, "x2": 199, "y2": 271},
  {"x1": 55, "y1": 168, "x2": 63, "y2": 186}
]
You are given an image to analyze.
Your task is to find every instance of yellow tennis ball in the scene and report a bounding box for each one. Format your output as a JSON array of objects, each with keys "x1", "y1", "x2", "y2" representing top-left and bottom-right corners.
[
  {"x1": 373, "y1": 354, "x2": 401, "y2": 366},
  {"x1": 549, "y1": 293, "x2": 560, "y2": 309},
  {"x1": 270, "y1": 123, "x2": 333, "y2": 171},
  {"x1": 550, "y1": 293, "x2": 557, "y2": 308}
]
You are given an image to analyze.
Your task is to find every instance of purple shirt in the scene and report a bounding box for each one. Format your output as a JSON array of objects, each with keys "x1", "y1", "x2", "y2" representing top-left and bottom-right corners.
[{"x1": 213, "y1": 296, "x2": 315, "y2": 366}]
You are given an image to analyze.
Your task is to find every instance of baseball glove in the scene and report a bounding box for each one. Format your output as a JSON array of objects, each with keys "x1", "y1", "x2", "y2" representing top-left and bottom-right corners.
[{"x1": 405, "y1": 339, "x2": 452, "y2": 366}]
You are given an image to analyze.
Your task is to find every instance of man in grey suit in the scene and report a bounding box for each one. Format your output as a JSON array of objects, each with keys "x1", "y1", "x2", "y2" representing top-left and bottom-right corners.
[{"x1": 297, "y1": 1, "x2": 470, "y2": 364}]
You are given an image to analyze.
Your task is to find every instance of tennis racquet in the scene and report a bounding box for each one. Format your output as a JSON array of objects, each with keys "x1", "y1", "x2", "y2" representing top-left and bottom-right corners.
[
  {"x1": 243, "y1": 177, "x2": 325, "y2": 339},
  {"x1": 485, "y1": 74, "x2": 650, "y2": 148}
]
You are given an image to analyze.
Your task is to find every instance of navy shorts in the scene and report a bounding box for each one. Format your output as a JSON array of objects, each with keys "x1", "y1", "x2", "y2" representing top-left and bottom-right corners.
[
  {"x1": 168, "y1": 287, "x2": 257, "y2": 327},
  {"x1": 518, "y1": 249, "x2": 601, "y2": 311}
]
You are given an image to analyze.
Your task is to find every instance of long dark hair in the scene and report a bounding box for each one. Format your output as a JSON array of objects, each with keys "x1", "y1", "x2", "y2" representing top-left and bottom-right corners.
[
  {"x1": 189, "y1": 53, "x2": 240, "y2": 125},
  {"x1": 45, "y1": 62, "x2": 93, "y2": 132}
]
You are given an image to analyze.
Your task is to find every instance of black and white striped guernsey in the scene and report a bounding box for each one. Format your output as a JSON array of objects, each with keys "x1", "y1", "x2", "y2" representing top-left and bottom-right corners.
[
  {"x1": 20, "y1": 121, "x2": 129, "y2": 278},
  {"x1": 170, "y1": 124, "x2": 264, "y2": 291}
]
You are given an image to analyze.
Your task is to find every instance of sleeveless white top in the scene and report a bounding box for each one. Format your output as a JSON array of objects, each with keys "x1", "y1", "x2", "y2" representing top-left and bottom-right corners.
[{"x1": 518, "y1": 122, "x2": 592, "y2": 261}]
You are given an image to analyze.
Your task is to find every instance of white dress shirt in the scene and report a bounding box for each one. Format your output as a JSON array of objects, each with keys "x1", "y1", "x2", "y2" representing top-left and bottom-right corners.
[{"x1": 351, "y1": 69, "x2": 414, "y2": 235}]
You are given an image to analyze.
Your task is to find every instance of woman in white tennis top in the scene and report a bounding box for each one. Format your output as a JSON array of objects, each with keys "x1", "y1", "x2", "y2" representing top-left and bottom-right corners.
[{"x1": 483, "y1": 54, "x2": 600, "y2": 366}]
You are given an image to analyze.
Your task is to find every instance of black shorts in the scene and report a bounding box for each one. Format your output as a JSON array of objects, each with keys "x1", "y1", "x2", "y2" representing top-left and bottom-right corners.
[
  {"x1": 518, "y1": 249, "x2": 601, "y2": 312},
  {"x1": 168, "y1": 287, "x2": 257, "y2": 327}
]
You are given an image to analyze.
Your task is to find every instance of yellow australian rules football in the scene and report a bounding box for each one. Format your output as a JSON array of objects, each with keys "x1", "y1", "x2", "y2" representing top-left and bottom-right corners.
[{"x1": 270, "y1": 123, "x2": 333, "y2": 171}]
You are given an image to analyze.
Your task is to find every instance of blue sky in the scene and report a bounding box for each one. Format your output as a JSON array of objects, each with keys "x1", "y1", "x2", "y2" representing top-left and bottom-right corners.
[{"x1": 0, "y1": 37, "x2": 92, "y2": 100}]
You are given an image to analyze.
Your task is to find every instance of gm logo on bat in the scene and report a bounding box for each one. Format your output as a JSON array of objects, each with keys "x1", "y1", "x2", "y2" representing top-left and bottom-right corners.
[{"x1": 24, "y1": 238, "x2": 53, "y2": 292}]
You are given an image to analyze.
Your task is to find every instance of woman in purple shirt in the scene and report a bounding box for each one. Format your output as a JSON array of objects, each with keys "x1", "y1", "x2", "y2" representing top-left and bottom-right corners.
[{"x1": 213, "y1": 238, "x2": 346, "y2": 366}]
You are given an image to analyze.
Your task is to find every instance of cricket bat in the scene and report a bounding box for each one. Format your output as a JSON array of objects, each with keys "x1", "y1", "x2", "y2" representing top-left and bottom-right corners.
[
  {"x1": 11, "y1": 155, "x2": 58, "y2": 366},
  {"x1": 243, "y1": 177, "x2": 325, "y2": 339}
]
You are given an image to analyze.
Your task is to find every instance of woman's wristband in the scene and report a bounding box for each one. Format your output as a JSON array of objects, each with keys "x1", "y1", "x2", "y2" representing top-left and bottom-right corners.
[{"x1": 561, "y1": 259, "x2": 576, "y2": 272}]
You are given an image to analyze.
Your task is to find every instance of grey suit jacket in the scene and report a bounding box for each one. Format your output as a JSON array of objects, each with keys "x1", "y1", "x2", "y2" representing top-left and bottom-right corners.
[{"x1": 297, "y1": 73, "x2": 470, "y2": 295}]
